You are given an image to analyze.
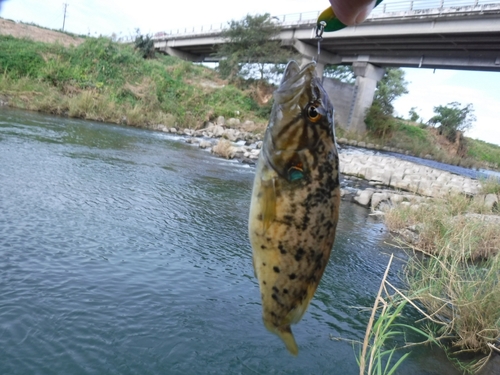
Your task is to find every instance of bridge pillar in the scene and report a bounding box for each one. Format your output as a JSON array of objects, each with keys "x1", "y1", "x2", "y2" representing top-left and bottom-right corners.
[{"x1": 348, "y1": 62, "x2": 385, "y2": 133}]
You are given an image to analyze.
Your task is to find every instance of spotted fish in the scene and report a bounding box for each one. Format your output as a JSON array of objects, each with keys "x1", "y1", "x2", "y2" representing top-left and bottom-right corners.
[{"x1": 248, "y1": 61, "x2": 340, "y2": 355}]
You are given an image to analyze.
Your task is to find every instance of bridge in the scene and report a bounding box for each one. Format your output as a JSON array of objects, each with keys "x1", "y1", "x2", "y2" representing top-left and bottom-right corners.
[{"x1": 153, "y1": 0, "x2": 500, "y2": 133}]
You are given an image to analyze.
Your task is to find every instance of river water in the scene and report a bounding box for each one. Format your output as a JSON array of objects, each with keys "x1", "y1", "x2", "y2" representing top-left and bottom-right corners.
[{"x1": 0, "y1": 109, "x2": 462, "y2": 375}]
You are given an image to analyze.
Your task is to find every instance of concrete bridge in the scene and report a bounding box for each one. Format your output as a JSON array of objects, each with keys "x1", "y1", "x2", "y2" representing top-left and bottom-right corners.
[{"x1": 153, "y1": 0, "x2": 500, "y2": 133}]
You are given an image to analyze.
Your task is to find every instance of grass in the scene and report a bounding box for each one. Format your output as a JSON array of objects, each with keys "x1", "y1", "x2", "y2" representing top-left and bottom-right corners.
[
  {"x1": 0, "y1": 35, "x2": 269, "y2": 130},
  {"x1": 340, "y1": 115, "x2": 500, "y2": 170},
  {"x1": 212, "y1": 139, "x2": 234, "y2": 159},
  {"x1": 467, "y1": 138, "x2": 500, "y2": 170},
  {"x1": 383, "y1": 180, "x2": 500, "y2": 372},
  {"x1": 357, "y1": 255, "x2": 439, "y2": 375}
]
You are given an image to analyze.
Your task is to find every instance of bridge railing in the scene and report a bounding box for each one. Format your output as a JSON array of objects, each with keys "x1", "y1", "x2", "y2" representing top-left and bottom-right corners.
[{"x1": 153, "y1": 0, "x2": 500, "y2": 38}]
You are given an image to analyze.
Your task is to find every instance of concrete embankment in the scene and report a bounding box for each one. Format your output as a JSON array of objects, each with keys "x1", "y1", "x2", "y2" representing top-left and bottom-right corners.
[{"x1": 152, "y1": 121, "x2": 498, "y2": 212}]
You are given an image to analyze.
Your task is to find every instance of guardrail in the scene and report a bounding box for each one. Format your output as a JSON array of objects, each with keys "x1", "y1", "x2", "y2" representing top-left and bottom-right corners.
[{"x1": 153, "y1": 0, "x2": 500, "y2": 38}]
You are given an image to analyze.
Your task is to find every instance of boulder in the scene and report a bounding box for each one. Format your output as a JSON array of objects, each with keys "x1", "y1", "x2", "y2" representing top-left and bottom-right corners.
[
  {"x1": 484, "y1": 194, "x2": 498, "y2": 211},
  {"x1": 371, "y1": 192, "x2": 389, "y2": 210},
  {"x1": 199, "y1": 141, "x2": 212, "y2": 149},
  {"x1": 216, "y1": 116, "x2": 225, "y2": 126},
  {"x1": 354, "y1": 189, "x2": 374, "y2": 207},
  {"x1": 227, "y1": 118, "x2": 240, "y2": 127},
  {"x1": 212, "y1": 125, "x2": 225, "y2": 137}
]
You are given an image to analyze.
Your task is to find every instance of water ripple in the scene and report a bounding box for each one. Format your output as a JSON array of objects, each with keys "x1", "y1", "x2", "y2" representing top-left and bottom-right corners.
[{"x1": 0, "y1": 109, "x2": 461, "y2": 375}]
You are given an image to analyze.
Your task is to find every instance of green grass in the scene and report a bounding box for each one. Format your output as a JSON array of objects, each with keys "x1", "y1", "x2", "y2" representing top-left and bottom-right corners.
[
  {"x1": 0, "y1": 35, "x2": 270, "y2": 129},
  {"x1": 467, "y1": 138, "x2": 500, "y2": 169}
]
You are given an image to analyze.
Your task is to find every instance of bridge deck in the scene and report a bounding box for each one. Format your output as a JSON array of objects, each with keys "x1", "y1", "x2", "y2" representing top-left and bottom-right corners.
[{"x1": 153, "y1": 0, "x2": 500, "y2": 71}]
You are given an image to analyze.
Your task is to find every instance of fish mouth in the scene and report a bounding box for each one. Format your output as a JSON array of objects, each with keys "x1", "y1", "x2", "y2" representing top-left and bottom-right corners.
[{"x1": 273, "y1": 61, "x2": 317, "y2": 107}]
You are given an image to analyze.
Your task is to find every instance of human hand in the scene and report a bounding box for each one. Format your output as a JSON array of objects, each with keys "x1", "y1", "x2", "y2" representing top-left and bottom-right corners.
[
  {"x1": 318, "y1": 0, "x2": 381, "y2": 32},
  {"x1": 328, "y1": 0, "x2": 377, "y2": 25}
]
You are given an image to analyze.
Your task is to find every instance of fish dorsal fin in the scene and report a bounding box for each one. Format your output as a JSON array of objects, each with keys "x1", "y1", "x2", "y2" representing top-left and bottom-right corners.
[{"x1": 280, "y1": 61, "x2": 301, "y2": 85}]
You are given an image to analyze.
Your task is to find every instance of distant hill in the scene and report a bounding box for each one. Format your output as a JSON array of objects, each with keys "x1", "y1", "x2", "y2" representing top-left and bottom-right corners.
[{"x1": 0, "y1": 17, "x2": 83, "y2": 47}]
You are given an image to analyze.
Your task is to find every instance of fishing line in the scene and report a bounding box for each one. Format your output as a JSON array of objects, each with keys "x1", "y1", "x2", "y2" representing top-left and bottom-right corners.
[{"x1": 314, "y1": 21, "x2": 326, "y2": 62}]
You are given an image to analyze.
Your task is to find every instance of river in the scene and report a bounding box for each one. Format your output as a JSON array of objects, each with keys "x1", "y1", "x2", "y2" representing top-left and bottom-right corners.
[{"x1": 0, "y1": 109, "x2": 462, "y2": 375}]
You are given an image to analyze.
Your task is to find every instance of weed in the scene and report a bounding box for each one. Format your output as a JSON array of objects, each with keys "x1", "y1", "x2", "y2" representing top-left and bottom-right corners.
[{"x1": 212, "y1": 139, "x2": 233, "y2": 159}]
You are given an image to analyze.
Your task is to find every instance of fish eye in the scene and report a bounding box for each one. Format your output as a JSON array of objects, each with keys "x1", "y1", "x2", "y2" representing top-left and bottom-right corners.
[{"x1": 307, "y1": 104, "x2": 322, "y2": 123}]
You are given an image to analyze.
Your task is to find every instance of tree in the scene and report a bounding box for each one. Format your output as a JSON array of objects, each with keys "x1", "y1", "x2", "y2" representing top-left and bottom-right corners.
[
  {"x1": 134, "y1": 30, "x2": 155, "y2": 59},
  {"x1": 365, "y1": 68, "x2": 408, "y2": 138},
  {"x1": 408, "y1": 107, "x2": 420, "y2": 122},
  {"x1": 215, "y1": 14, "x2": 296, "y2": 81},
  {"x1": 323, "y1": 65, "x2": 355, "y2": 84},
  {"x1": 428, "y1": 102, "x2": 475, "y2": 142},
  {"x1": 373, "y1": 68, "x2": 408, "y2": 115}
]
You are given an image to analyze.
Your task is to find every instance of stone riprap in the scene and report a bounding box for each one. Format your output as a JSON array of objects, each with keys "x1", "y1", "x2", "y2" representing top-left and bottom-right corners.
[
  {"x1": 339, "y1": 152, "x2": 482, "y2": 198},
  {"x1": 153, "y1": 123, "x2": 495, "y2": 210}
]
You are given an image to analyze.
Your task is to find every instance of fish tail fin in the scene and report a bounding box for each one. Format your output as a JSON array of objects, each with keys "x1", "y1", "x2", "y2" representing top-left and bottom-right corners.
[
  {"x1": 264, "y1": 320, "x2": 299, "y2": 356},
  {"x1": 278, "y1": 326, "x2": 299, "y2": 356}
]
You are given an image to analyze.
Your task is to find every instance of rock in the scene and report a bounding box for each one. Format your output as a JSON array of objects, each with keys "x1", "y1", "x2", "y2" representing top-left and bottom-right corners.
[
  {"x1": 227, "y1": 118, "x2": 240, "y2": 127},
  {"x1": 366, "y1": 143, "x2": 375, "y2": 149},
  {"x1": 358, "y1": 141, "x2": 366, "y2": 148},
  {"x1": 371, "y1": 192, "x2": 389, "y2": 211},
  {"x1": 199, "y1": 141, "x2": 212, "y2": 149},
  {"x1": 484, "y1": 194, "x2": 498, "y2": 211},
  {"x1": 241, "y1": 158, "x2": 256, "y2": 165},
  {"x1": 169, "y1": 128, "x2": 178, "y2": 134},
  {"x1": 183, "y1": 128, "x2": 194, "y2": 136},
  {"x1": 216, "y1": 116, "x2": 225, "y2": 126},
  {"x1": 212, "y1": 125, "x2": 224, "y2": 137},
  {"x1": 354, "y1": 189, "x2": 374, "y2": 207},
  {"x1": 348, "y1": 140, "x2": 358, "y2": 146},
  {"x1": 337, "y1": 138, "x2": 348, "y2": 144},
  {"x1": 389, "y1": 193, "x2": 405, "y2": 205},
  {"x1": 229, "y1": 146, "x2": 245, "y2": 159},
  {"x1": 185, "y1": 137, "x2": 200, "y2": 144},
  {"x1": 255, "y1": 141, "x2": 263, "y2": 149},
  {"x1": 463, "y1": 213, "x2": 500, "y2": 225}
]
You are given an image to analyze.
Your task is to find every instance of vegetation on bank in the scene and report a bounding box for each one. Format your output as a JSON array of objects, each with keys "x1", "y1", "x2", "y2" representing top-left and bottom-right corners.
[
  {"x1": 1, "y1": 25, "x2": 499, "y2": 169},
  {"x1": 0, "y1": 34, "x2": 269, "y2": 130},
  {"x1": 384, "y1": 181, "x2": 500, "y2": 373}
]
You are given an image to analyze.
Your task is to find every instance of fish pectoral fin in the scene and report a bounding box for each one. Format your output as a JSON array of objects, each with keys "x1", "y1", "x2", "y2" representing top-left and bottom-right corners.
[{"x1": 260, "y1": 177, "x2": 276, "y2": 232}]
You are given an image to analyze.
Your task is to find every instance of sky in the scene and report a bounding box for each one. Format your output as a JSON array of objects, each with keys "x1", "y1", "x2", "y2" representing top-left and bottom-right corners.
[{"x1": 1, "y1": 0, "x2": 500, "y2": 145}]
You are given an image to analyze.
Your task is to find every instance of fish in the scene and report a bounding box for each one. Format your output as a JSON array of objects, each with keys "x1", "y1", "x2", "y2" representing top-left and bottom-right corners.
[{"x1": 248, "y1": 61, "x2": 341, "y2": 355}]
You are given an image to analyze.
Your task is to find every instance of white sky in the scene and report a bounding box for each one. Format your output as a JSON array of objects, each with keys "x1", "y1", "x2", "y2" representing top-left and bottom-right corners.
[{"x1": 2, "y1": 0, "x2": 500, "y2": 145}]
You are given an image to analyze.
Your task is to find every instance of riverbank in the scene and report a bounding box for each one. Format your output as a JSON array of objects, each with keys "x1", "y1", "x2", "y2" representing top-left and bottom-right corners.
[
  {"x1": 158, "y1": 120, "x2": 498, "y2": 213},
  {"x1": 1, "y1": 29, "x2": 500, "y2": 170}
]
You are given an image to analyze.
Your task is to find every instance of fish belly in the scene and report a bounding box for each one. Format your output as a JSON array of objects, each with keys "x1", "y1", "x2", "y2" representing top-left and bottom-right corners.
[{"x1": 249, "y1": 157, "x2": 340, "y2": 355}]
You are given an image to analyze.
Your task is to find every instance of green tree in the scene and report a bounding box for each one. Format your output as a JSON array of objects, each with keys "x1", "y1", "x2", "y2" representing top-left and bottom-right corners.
[
  {"x1": 215, "y1": 14, "x2": 295, "y2": 81},
  {"x1": 428, "y1": 102, "x2": 475, "y2": 142},
  {"x1": 373, "y1": 68, "x2": 408, "y2": 115},
  {"x1": 134, "y1": 32, "x2": 155, "y2": 59},
  {"x1": 365, "y1": 68, "x2": 408, "y2": 138},
  {"x1": 408, "y1": 107, "x2": 420, "y2": 122}
]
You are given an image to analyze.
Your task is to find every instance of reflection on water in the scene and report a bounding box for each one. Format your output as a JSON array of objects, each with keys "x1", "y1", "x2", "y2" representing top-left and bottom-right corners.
[{"x1": 0, "y1": 109, "x2": 461, "y2": 374}]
